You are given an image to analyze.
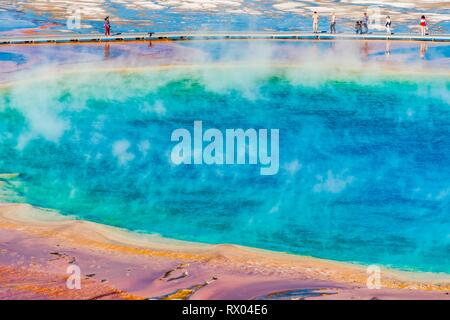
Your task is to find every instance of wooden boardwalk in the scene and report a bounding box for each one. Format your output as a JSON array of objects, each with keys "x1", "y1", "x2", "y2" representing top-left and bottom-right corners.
[{"x1": 1, "y1": 31, "x2": 449, "y2": 45}]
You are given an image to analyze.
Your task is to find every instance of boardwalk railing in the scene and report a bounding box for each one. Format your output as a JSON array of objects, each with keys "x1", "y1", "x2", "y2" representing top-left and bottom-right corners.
[{"x1": 1, "y1": 31, "x2": 449, "y2": 45}]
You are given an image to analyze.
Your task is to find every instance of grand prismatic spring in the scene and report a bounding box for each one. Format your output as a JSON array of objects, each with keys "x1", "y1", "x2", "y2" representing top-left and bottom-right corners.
[{"x1": 0, "y1": 1, "x2": 450, "y2": 301}]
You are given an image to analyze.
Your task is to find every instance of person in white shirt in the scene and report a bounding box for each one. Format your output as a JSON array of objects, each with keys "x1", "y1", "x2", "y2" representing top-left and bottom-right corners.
[
  {"x1": 313, "y1": 11, "x2": 319, "y2": 33},
  {"x1": 362, "y1": 12, "x2": 369, "y2": 34},
  {"x1": 330, "y1": 12, "x2": 336, "y2": 34}
]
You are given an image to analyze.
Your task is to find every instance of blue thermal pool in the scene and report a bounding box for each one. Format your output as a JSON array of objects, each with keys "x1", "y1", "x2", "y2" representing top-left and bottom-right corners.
[{"x1": 0, "y1": 64, "x2": 449, "y2": 273}]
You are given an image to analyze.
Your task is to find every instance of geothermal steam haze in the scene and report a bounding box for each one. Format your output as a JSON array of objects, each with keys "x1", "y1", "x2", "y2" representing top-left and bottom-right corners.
[
  {"x1": 2, "y1": 40, "x2": 449, "y2": 149},
  {"x1": 0, "y1": 39, "x2": 449, "y2": 273}
]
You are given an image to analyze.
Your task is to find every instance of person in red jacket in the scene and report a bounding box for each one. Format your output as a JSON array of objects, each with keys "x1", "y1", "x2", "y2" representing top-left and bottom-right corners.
[
  {"x1": 419, "y1": 15, "x2": 427, "y2": 36},
  {"x1": 104, "y1": 16, "x2": 111, "y2": 36}
]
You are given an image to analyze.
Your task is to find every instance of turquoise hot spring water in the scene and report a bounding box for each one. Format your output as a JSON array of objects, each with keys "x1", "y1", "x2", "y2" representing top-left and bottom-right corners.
[{"x1": 0, "y1": 42, "x2": 449, "y2": 274}]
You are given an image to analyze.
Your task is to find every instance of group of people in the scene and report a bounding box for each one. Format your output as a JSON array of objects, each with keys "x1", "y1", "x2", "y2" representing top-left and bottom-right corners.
[
  {"x1": 102, "y1": 13, "x2": 429, "y2": 37},
  {"x1": 311, "y1": 12, "x2": 429, "y2": 36},
  {"x1": 354, "y1": 12, "x2": 370, "y2": 34}
]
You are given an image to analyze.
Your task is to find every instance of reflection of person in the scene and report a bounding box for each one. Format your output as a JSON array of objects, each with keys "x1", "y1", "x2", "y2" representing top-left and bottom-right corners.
[
  {"x1": 330, "y1": 12, "x2": 336, "y2": 34},
  {"x1": 419, "y1": 15, "x2": 427, "y2": 36},
  {"x1": 362, "y1": 13, "x2": 369, "y2": 34},
  {"x1": 104, "y1": 42, "x2": 110, "y2": 59},
  {"x1": 385, "y1": 16, "x2": 392, "y2": 35},
  {"x1": 104, "y1": 16, "x2": 111, "y2": 36},
  {"x1": 362, "y1": 41, "x2": 369, "y2": 59},
  {"x1": 385, "y1": 41, "x2": 391, "y2": 56},
  {"x1": 420, "y1": 42, "x2": 427, "y2": 59},
  {"x1": 313, "y1": 11, "x2": 319, "y2": 33}
]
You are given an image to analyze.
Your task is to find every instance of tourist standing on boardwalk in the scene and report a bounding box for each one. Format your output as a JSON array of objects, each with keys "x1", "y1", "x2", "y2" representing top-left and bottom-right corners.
[
  {"x1": 330, "y1": 12, "x2": 336, "y2": 34},
  {"x1": 362, "y1": 12, "x2": 369, "y2": 33},
  {"x1": 313, "y1": 11, "x2": 319, "y2": 33},
  {"x1": 420, "y1": 16, "x2": 427, "y2": 36},
  {"x1": 385, "y1": 16, "x2": 392, "y2": 34},
  {"x1": 104, "y1": 16, "x2": 111, "y2": 36}
]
